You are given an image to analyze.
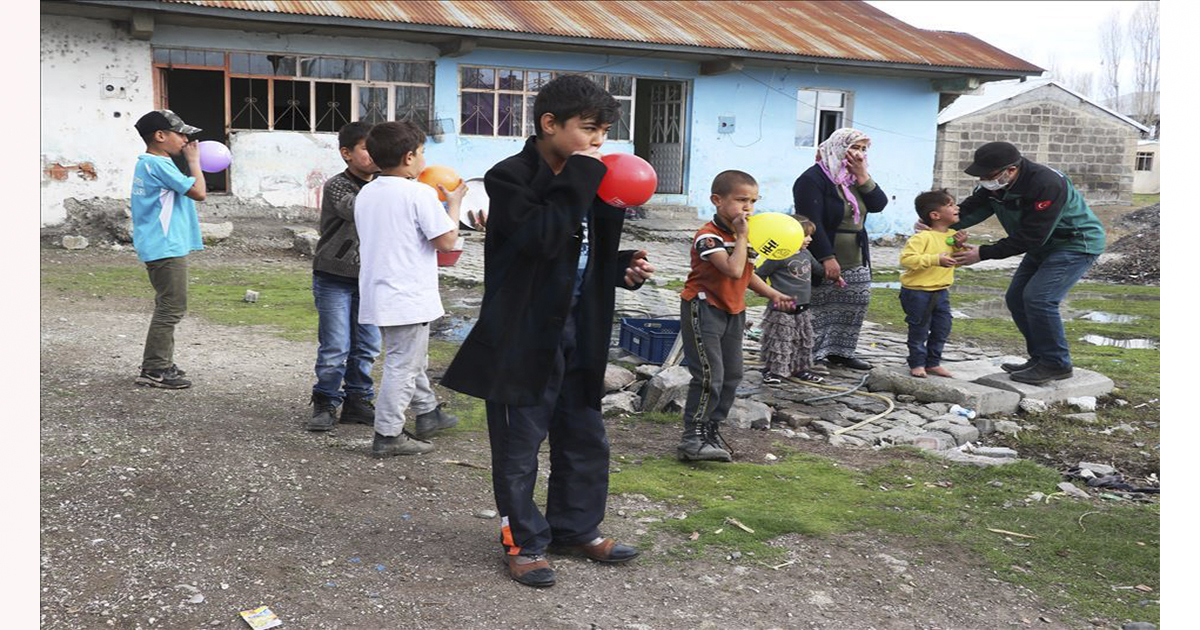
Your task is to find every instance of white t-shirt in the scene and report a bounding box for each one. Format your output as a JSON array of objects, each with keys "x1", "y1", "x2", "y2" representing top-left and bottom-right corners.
[{"x1": 354, "y1": 175, "x2": 455, "y2": 327}]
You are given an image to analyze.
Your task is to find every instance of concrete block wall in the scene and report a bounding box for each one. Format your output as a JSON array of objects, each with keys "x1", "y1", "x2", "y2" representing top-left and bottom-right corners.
[{"x1": 934, "y1": 86, "x2": 1140, "y2": 205}]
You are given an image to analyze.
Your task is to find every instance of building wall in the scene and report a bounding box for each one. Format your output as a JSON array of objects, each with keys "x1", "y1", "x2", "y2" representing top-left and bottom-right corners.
[
  {"x1": 40, "y1": 15, "x2": 154, "y2": 225},
  {"x1": 1133, "y1": 142, "x2": 1160, "y2": 194},
  {"x1": 41, "y1": 16, "x2": 941, "y2": 235},
  {"x1": 934, "y1": 86, "x2": 1140, "y2": 205}
]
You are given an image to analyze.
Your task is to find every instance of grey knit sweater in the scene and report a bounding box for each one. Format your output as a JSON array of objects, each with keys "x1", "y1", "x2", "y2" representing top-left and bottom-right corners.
[
  {"x1": 313, "y1": 170, "x2": 370, "y2": 279},
  {"x1": 755, "y1": 249, "x2": 825, "y2": 309}
]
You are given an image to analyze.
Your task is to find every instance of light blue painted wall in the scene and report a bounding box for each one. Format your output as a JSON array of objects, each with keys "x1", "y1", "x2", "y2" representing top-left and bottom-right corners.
[{"x1": 426, "y1": 49, "x2": 940, "y2": 236}]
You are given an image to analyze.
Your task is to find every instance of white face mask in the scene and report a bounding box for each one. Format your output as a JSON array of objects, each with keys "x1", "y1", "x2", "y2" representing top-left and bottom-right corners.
[{"x1": 978, "y1": 169, "x2": 1013, "y2": 191}]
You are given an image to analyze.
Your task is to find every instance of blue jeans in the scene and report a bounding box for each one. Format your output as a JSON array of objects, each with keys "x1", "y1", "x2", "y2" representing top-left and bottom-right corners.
[
  {"x1": 899, "y1": 288, "x2": 951, "y2": 369},
  {"x1": 312, "y1": 273, "x2": 381, "y2": 404},
  {"x1": 1005, "y1": 250, "x2": 1098, "y2": 370}
]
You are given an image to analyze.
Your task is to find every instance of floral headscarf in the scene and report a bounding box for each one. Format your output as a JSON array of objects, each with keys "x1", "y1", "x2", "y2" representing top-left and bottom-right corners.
[{"x1": 816, "y1": 128, "x2": 870, "y2": 224}]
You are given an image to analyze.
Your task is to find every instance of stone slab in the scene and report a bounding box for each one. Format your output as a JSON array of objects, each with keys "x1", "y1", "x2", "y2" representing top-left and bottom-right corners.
[
  {"x1": 973, "y1": 369, "x2": 1114, "y2": 404},
  {"x1": 867, "y1": 366, "x2": 1021, "y2": 415},
  {"x1": 943, "y1": 355, "x2": 1028, "y2": 382},
  {"x1": 913, "y1": 431, "x2": 956, "y2": 451}
]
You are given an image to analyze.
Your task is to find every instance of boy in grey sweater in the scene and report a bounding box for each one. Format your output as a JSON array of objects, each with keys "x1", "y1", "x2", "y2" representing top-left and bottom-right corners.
[
  {"x1": 756, "y1": 216, "x2": 826, "y2": 384},
  {"x1": 307, "y1": 122, "x2": 381, "y2": 431}
]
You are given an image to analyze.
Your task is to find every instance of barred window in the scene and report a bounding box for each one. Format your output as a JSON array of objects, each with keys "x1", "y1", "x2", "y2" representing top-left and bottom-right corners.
[{"x1": 459, "y1": 66, "x2": 633, "y2": 141}]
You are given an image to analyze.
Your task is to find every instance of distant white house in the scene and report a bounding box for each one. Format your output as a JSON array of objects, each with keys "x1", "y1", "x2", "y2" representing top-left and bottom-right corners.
[
  {"x1": 1134, "y1": 140, "x2": 1159, "y2": 195},
  {"x1": 934, "y1": 78, "x2": 1150, "y2": 205}
]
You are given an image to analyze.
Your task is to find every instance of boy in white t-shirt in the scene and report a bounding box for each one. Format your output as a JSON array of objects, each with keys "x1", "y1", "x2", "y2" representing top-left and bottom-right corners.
[{"x1": 355, "y1": 122, "x2": 468, "y2": 457}]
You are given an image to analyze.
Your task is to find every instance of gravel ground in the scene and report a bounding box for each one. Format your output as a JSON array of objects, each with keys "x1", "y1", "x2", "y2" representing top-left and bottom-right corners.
[{"x1": 39, "y1": 246, "x2": 1081, "y2": 630}]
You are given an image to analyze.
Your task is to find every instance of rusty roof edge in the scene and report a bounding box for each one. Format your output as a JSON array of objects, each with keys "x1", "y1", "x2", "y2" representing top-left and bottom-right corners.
[{"x1": 68, "y1": 0, "x2": 1042, "y2": 76}]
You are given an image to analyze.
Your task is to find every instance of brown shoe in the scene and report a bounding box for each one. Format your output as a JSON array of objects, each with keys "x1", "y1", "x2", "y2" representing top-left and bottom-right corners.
[
  {"x1": 550, "y1": 538, "x2": 640, "y2": 564},
  {"x1": 506, "y1": 555, "x2": 555, "y2": 588}
]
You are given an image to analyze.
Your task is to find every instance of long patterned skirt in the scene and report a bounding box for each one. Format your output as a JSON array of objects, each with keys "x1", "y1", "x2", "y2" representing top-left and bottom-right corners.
[
  {"x1": 809, "y1": 265, "x2": 872, "y2": 362},
  {"x1": 759, "y1": 308, "x2": 815, "y2": 376}
]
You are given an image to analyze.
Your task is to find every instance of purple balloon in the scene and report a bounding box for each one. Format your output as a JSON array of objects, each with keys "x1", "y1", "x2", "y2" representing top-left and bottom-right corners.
[{"x1": 198, "y1": 141, "x2": 232, "y2": 173}]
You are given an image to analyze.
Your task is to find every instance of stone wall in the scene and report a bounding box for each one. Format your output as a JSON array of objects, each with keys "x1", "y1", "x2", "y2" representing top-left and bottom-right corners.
[{"x1": 934, "y1": 86, "x2": 1140, "y2": 205}]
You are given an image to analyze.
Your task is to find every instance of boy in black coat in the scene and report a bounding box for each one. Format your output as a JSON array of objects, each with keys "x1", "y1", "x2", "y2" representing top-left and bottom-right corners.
[{"x1": 441, "y1": 75, "x2": 654, "y2": 588}]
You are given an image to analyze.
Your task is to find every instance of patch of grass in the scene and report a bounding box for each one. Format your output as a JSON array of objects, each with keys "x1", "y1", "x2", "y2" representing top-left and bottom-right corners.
[
  {"x1": 42, "y1": 264, "x2": 319, "y2": 340},
  {"x1": 1132, "y1": 193, "x2": 1159, "y2": 207},
  {"x1": 628, "y1": 411, "x2": 681, "y2": 425},
  {"x1": 612, "y1": 452, "x2": 1159, "y2": 624}
]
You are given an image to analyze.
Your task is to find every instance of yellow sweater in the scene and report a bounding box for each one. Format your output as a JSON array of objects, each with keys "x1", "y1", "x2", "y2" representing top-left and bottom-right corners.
[{"x1": 900, "y1": 229, "x2": 958, "y2": 290}]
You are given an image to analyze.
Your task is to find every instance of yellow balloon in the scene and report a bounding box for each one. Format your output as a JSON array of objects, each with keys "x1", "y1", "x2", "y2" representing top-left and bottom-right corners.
[{"x1": 747, "y1": 212, "x2": 806, "y2": 260}]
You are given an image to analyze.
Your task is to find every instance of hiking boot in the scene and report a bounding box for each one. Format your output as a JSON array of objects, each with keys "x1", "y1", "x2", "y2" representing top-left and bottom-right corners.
[
  {"x1": 307, "y1": 393, "x2": 338, "y2": 432},
  {"x1": 340, "y1": 393, "x2": 376, "y2": 425},
  {"x1": 136, "y1": 367, "x2": 191, "y2": 389},
  {"x1": 371, "y1": 431, "x2": 435, "y2": 457},
  {"x1": 1001, "y1": 358, "x2": 1037, "y2": 373},
  {"x1": 676, "y1": 423, "x2": 732, "y2": 462},
  {"x1": 411, "y1": 405, "x2": 458, "y2": 440},
  {"x1": 1010, "y1": 363, "x2": 1074, "y2": 385}
]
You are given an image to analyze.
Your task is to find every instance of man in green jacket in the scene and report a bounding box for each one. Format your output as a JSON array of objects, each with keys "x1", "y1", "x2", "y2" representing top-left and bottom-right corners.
[{"x1": 950, "y1": 142, "x2": 1106, "y2": 385}]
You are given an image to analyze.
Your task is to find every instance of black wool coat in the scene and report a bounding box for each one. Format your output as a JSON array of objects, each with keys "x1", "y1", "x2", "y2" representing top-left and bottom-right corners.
[{"x1": 441, "y1": 137, "x2": 641, "y2": 408}]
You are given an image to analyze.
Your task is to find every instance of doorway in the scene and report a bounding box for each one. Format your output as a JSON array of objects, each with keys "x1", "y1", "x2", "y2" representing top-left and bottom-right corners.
[
  {"x1": 633, "y1": 79, "x2": 688, "y2": 195},
  {"x1": 163, "y1": 68, "x2": 228, "y2": 192}
]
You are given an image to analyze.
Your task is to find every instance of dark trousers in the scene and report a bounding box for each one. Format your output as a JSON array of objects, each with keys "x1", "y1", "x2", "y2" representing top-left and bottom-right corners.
[
  {"x1": 899, "y1": 287, "x2": 951, "y2": 369},
  {"x1": 1005, "y1": 250, "x2": 1098, "y2": 370},
  {"x1": 141, "y1": 256, "x2": 188, "y2": 371},
  {"x1": 680, "y1": 298, "x2": 745, "y2": 430},
  {"x1": 485, "y1": 306, "x2": 609, "y2": 557}
]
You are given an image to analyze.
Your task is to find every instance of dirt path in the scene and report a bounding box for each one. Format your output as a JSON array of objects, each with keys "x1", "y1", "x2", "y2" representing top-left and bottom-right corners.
[{"x1": 41, "y1": 254, "x2": 1078, "y2": 629}]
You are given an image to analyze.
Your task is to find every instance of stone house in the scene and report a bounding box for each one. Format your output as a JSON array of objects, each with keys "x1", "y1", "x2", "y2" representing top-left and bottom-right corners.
[{"x1": 934, "y1": 78, "x2": 1149, "y2": 205}]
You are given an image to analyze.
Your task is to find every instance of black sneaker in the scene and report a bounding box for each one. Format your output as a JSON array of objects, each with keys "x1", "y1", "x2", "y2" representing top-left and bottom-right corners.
[
  {"x1": 136, "y1": 367, "x2": 191, "y2": 389},
  {"x1": 371, "y1": 431, "x2": 435, "y2": 457},
  {"x1": 1001, "y1": 358, "x2": 1037, "y2": 373},
  {"x1": 340, "y1": 394, "x2": 376, "y2": 425},
  {"x1": 411, "y1": 405, "x2": 459, "y2": 440},
  {"x1": 307, "y1": 393, "x2": 338, "y2": 431},
  {"x1": 168, "y1": 364, "x2": 187, "y2": 378},
  {"x1": 1010, "y1": 363, "x2": 1073, "y2": 385},
  {"x1": 826, "y1": 355, "x2": 873, "y2": 371}
]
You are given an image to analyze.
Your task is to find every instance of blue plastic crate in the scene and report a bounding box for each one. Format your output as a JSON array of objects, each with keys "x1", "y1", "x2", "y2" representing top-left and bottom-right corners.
[{"x1": 618, "y1": 318, "x2": 682, "y2": 364}]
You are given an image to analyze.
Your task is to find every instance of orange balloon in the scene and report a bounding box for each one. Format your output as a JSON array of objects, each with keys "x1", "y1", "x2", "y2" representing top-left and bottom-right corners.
[{"x1": 418, "y1": 165, "x2": 461, "y2": 201}]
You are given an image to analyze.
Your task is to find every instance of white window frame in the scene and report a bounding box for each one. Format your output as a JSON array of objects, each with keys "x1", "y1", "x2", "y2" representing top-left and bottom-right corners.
[
  {"x1": 458, "y1": 65, "x2": 635, "y2": 141},
  {"x1": 1135, "y1": 151, "x2": 1154, "y2": 171},
  {"x1": 796, "y1": 88, "x2": 853, "y2": 148}
]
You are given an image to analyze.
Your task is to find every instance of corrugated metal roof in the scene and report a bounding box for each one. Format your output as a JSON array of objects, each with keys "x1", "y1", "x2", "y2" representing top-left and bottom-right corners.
[
  {"x1": 157, "y1": 0, "x2": 1041, "y2": 73},
  {"x1": 938, "y1": 78, "x2": 1150, "y2": 132}
]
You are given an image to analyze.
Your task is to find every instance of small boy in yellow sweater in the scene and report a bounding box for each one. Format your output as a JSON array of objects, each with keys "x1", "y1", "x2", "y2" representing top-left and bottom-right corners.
[{"x1": 899, "y1": 189, "x2": 967, "y2": 377}]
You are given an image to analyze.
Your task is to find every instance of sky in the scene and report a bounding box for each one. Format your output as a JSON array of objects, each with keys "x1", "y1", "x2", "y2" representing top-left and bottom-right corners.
[{"x1": 866, "y1": 1, "x2": 1148, "y2": 97}]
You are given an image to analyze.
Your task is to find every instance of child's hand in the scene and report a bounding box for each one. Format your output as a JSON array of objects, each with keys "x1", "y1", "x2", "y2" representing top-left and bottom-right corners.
[
  {"x1": 732, "y1": 212, "x2": 749, "y2": 237},
  {"x1": 571, "y1": 148, "x2": 603, "y2": 162},
  {"x1": 440, "y1": 179, "x2": 468, "y2": 206},
  {"x1": 953, "y1": 230, "x2": 969, "y2": 247},
  {"x1": 772, "y1": 293, "x2": 795, "y2": 312},
  {"x1": 182, "y1": 140, "x2": 200, "y2": 162},
  {"x1": 938, "y1": 253, "x2": 956, "y2": 268}
]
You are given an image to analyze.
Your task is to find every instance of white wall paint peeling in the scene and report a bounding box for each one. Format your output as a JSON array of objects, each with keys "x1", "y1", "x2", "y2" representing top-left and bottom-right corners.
[
  {"x1": 40, "y1": 15, "x2": 153, "y2": 225},
  {"x1": 229, "y1": 131, "x2": 346, "y2": 208}
]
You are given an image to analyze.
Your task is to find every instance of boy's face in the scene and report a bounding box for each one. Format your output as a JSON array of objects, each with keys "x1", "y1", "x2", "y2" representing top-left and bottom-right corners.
[
  {"x1": 155, "y1": 129, "x2": 191, "y2": 156},
  {"x1": 931, "y1": 200, "x2": 960, "y2": 225},
  {"x1": 340, "y1": 139, "x2": 377, "y2": 176},
  {"x1": 711, "y1": 183, "x2": 758, "y2": 225},
  {"x1": 542, "y1": 114, "x2": 610, "y2": 157}
]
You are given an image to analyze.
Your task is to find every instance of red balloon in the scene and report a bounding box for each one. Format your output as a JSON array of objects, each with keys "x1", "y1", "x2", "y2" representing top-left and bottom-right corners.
[{"x1": 597, "y1": 153, "x2": 657, "y2": 208}]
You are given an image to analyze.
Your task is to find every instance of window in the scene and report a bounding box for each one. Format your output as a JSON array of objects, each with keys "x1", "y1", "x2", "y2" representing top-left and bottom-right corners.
[
  {"x1": 459, "y1": 66, "x2": 634, "y2": 140},
  {"x1": 1135, "y1": 151, "x2": 1154, "y2": 171},
  {"x1": 153, "y1": 48, "x2": 434, "y2": 134},
  {"x1": 796, "y1": 89, "x2": 851, "y2": 147}
]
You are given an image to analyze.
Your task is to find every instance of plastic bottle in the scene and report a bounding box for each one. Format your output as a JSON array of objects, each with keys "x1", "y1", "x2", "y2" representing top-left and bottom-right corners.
[{"x1": 949, "y1": 404, "x2": 977, "y2": 420}]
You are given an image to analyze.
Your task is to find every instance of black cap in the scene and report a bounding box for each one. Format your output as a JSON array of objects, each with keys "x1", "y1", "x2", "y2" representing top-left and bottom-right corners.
[
  {"x1": 134, "y1": 109, "x2": 201, "y2": 139},
  {"x1": 964, "y1": 141, "x2": 1022, "y2": 177}
]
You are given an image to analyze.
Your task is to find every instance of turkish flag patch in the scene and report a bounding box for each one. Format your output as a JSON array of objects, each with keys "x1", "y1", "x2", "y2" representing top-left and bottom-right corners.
[{"x1": 1035, "y1": 200, "x2": 1052, "y2": 211}]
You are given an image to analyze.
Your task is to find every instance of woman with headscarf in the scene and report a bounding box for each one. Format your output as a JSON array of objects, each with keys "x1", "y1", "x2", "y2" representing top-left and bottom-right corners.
[{"x1": 792, "y1": 128, "x2": 888, "y2": 371}]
